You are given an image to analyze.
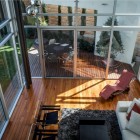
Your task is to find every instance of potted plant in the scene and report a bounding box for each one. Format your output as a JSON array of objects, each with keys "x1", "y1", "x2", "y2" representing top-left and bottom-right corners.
[{"x1": 96, "y1": 17, "x2": 124, "y2": 65}]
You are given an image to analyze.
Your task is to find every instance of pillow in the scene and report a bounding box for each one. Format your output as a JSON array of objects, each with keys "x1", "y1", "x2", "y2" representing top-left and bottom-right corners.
[
  {"x1": 45, "y1": 111, "x2": 58, "y2": 124},
  {"x1": 126, "y1": 111, "x2": 140, "y2": 136},
  {"x1": 127, "y1": 98, "x2": 140, "y2": 114},
  {"x1": 126, "y1": 103, "x2": 140, "y2": 121}
]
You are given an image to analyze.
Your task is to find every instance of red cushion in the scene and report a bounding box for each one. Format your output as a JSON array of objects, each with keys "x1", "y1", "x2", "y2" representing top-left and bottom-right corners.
[{"x1": 127, "y1": 103, "x2": 140, "y2": 121}]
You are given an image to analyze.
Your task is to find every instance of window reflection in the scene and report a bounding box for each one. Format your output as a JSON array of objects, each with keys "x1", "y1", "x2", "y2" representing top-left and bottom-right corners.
[
  {"x1": 0, "y1": 1, "x2": 5, "y2": 23},
  {"x1": 0, "y1": 26, "x2": 8, "y2": 42},
  {"x1": 0, "y1": 98, "x2": 6, "y2": 132},
  {"x1": 0, "y1": 38, "x2": 22, "y2": 113}
]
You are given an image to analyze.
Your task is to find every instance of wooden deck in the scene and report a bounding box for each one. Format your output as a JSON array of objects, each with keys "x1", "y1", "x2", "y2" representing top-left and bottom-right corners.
[
  {"x1": 28, "y1": 48, "x2": 134, "y2": 79},
  {"x1": 2, "y1": 78, "x2": 140, "y2": 140},
  {"x1": 28, "y1": 47, "x2": 41, "y2": 77}
]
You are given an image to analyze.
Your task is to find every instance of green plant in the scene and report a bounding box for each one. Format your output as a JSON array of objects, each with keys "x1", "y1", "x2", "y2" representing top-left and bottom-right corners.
[
  {"x1": 96, "y1": 17, "x2": 124, "y2": 58},
  {"x1": 79, "y1": 38, "x2": 94, "y2": 52},
  {"x1": 68, "y1": 7, "x2": 72, "y2": 26},
  {"x1": 42, "y1": 3, "x2": 49, "y2": 23}
]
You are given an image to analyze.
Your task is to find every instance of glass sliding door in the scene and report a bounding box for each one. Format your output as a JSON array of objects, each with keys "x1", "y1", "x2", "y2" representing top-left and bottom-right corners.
[
  {"x1": 0, "y1": 38, "x2": 22, "y2": 114},
  {"x1": 107, "y1": 31, "x2": 136, "y2": 79},
  {"x1": 77, "y1": 31, "x2": 110, "y2": 78},
  {"x1": 24, "y1": 28, "x2": 42, "y2": 77},
  {"x1": 42, "y1": 30, "x2": 74, "y2": 77},
  {"x1": 132, "y1": 32, "x2": 140, "y2": 77}
]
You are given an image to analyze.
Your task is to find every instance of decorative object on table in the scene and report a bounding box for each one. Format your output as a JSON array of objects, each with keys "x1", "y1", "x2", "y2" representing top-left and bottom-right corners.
[
  {"x1": 96, "y1": 17, "x2": 124, "y2": 63},
  {"x1": 49, "y1": 39, "x2": 56, "y2": 45},
  {"x1": 58, "y1": 108, "x2": 122, "y2": 140}
]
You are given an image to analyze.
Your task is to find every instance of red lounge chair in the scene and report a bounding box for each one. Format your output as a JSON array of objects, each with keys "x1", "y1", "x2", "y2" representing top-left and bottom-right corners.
[{"x1": 100, "y1": 71, "x2": 135, "y2": 100}]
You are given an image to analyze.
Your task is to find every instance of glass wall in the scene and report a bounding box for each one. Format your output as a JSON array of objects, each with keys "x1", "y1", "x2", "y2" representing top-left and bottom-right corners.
[
  {"x1": 0, "y1": 1, "x2": 5, "y2": 23},
  {"x1": 0, "y1": 39, "x2": 22, "y2": 113},
  {"x1": 0, "y1": 0, "x2": 23, "y2": 137},
  {"x1": 25, "y1": 28, "x2": 41, "y2": 77},
  {"x1": 21, "y1": 0, "x2": 140, "y2": 79},
  {"x1": 132, "y1": 31, "x2": 140, "y2": 77},
  {"x1": 43, "y1": 30, "x2": 74, "y2": 77},
  {"x1": 77, "y1": 31, "x2": 109, "y2": 78},
  {"x1": 0, "y1": 25, "x2": 9, "y2": 42}
]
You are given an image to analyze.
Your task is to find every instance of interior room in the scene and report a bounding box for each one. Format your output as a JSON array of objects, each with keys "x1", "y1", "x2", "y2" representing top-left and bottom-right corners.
[{"x1": 0, "y1": 0, "x2": 140, "y2": 139}]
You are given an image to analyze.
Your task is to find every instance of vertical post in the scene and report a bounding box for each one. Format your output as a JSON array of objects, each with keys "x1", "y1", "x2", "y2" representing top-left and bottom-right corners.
[
  {"x1": 105, "y1": 0, "x2": 117, "y2": 79},
  {"x1": 73, "y1": 0, "x2": 78, "y2": 77},
  {"x1": 14, "y1": 0, "x2": 32, "y2": 88}
]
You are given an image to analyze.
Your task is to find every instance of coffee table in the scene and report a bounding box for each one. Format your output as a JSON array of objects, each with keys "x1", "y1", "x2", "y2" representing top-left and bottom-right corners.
[{"x1": 79, "y1": 119, "x2": 110, "y2": 140}]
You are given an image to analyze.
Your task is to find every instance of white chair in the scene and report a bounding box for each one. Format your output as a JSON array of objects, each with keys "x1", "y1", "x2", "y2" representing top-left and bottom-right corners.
[{"x1": 49, "y1": 39, "x2": 56, "y2": 45}]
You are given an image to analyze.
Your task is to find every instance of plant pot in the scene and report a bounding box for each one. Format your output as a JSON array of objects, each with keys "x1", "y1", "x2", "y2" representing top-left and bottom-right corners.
[
  {"x1": 109, "y1": 58, "x2": 115, "y2": 66},
  {"x1": 102, "y1": 58, "x2": 115, "y2": 66}
]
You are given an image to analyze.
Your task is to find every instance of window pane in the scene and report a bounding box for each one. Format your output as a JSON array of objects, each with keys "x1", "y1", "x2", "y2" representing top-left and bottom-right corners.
[
  {"x1": 0, "y1": 24, "x2": 11, "y2": 42},
  {"x1": 21, "y1": 0, "x2": 75, "y2": 13},
  {"x1": 108, "y1": 31, "x2": 134, "y2": 79},
  {"x1": 25, "y1": 28, "x2": 41, "y2": 77},
  {"x1": 23, "y1": 16, "x2": 36, "y2": 26},
  {"x1": 39, "y1": 16, "x2": 73, "y2": 26},
  {"x1": 78, "y1": 0, "x2": 114, "y2": 14},
  {"x1": 43, "y1": 30, "x2": 74, "y2": 77},
  {"x1": 132, "y1": 32, "x2": 140, "y2": 77},
  {"x1": 41, "y1": 3, "x2": 74, "y2": 14},
  {"x1": 116, "y1": 0, "x2": 140, "y2": 13},
  {"x1": 115, "y1": 16, "x2": 140, "y2": 26},
  {"x1": 77, "y1": 16, "x2": 110, "y2": 26},
  {"x1": 15, "y1": 36, "x2": 25, "y2": 83},
  {"x1": 77, "y1": 31, "x2": 109, "y2": 78},
  {"x1": 0, "y1": 1, "x2": 5, "y2": 23},
  {"x1": 0, "y1": 98, "x2": 7, "y2": 133},
  {"x1": 0, "y1": 38, "x2": 22, "y2": 114}
]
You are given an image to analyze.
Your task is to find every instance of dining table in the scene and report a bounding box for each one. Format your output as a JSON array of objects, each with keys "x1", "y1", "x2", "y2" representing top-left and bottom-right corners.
[{"x1": 45, "y1": 43, "x2": 73, "y2": 58}]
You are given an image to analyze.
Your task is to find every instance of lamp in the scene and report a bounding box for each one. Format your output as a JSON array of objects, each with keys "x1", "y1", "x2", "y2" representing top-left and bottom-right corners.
[{"x1": 26, "y1": 0, "x2": 41, "y2": 16}]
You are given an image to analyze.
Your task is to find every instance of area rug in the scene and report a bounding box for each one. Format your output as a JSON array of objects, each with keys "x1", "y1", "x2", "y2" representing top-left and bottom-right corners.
[{"x1": 58, "y1": 109, "x2": 122, "y2": 140}]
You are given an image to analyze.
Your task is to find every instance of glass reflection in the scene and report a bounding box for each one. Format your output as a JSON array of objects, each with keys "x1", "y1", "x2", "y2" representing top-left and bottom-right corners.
[{"x1": 0, "y1": 39, "x2": 22, "y2": 113}]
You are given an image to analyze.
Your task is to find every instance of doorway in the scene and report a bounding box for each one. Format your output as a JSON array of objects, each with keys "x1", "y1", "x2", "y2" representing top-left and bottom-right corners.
[{"x1": 42, "y1": 30, "x2": 74, "y2": 77}]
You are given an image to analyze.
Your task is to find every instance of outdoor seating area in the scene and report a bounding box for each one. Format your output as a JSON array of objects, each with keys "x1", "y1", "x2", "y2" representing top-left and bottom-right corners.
[
  {"x1": 28, "y1": 45, "x2": 134, "y2": 78},
  {"x1": 44, "y1": 42, "x2": 73, "y2": 63}
]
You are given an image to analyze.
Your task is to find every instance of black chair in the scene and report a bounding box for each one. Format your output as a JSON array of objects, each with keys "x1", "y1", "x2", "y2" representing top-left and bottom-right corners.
[
  {"x1": 28, "y1": 104, "x2": 60, "y2": 140},
  {"x1": 35, "y1": 105, "x2": 61, "y2": 128},
  {"x1": 28, "y1": 123, "x2": 58, "y2": 140}
]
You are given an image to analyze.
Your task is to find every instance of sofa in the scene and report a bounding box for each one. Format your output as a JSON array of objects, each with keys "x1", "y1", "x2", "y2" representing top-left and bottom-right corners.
[{"x1": 116, "y1": 100, "x2": 140, "y2": 140}]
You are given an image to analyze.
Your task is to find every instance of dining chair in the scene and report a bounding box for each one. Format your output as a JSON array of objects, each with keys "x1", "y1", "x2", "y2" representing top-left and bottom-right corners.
[{"x1": 49, "y1": 39, "x2": 56, "y2": 45}]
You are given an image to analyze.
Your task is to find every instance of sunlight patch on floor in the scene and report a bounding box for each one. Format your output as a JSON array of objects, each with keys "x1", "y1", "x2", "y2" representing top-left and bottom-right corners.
[
  {"x1": 57, "y1": 80, "x2": 103, "y2": 98},
  {"x1": 63, "y1": 98, "x2": 96, "y2": 102},
  {"x1": 107, "y1": 72, "x2": 121, "y2": 79},
  {"x1": 55, "y1": 80, "x2": 104, "y2": 108}
]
